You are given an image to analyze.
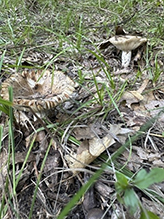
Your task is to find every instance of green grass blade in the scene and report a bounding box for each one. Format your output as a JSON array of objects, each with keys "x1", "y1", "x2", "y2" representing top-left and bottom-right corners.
[
  {"x1": 28, "y1": 139, "x2": 52, "y2": 219},
  {"x1": 0, "y1": 50, "x2": 6, "y2": 72},
  {"x1": 16, "y1": 47, "x2": 26, "y2": 71},
  {"x1": 87, "y1": 48, "x2": 115, "y2": 89},
  {"x1": 58, "y1": 164, "x2": 106, "y2": 219},
  {"x1": 8, "y1": 87, "x2": 16, "y2": 195}
]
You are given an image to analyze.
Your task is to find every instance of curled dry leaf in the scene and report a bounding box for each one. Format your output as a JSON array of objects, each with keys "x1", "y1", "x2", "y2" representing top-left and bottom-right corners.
[
  {"x1": 95, "y1": 181, "x2": 114, "y2": 198},
  {"x1": 89, "y1": 134, "x2": 115, "y2": 157},
  {"x1": 65, "y1": 124, "x2": 133, "y2": 173},
  {"x1": 120, "y1": 90, "x2": 144, "y2": 109},
  {"x1": 65, "y1": 134, "x2": 115, "y2": 173},
  {"x1": 120, "y1": 79, "x2": 149, "y2": 109},
  {"x1": 1, "y1": 70, "x2": 75, "y2": 113}
]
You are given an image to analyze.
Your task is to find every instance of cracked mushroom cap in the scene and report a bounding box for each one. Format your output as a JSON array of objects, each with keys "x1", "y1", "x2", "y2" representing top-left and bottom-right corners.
[
  {"x1": 1, "y1": 70, "x2": 75, "y2": 112},
  {"x1": 109, "y1": 35, "x2": 147, "y2": 51}
]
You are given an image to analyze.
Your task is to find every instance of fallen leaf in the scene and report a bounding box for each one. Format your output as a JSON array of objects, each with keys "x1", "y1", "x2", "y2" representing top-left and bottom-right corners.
[
  {"x1": 0, "y1": 150, "x2": 35, "y2": 189},
  {"x1": 73, "y1": 126, "x2": 96, "y2": 140},
  {"x1": 65, "y1": 124, "x2": 133, "y2": 172},
  {"x1": 133, "y1": 146, "x2": 148, "y2": 160},
  {"x1": 120, "y1": 79, "x2": 148, "y2": 109},
  {"x1": 65, "y1": 134, "x2": 115, "y2": 173},
  {"x1": 89, "y1": 134, "x2": 115, "y2": 157},
  {"x1": 95, "y1": 181, "x2": 114, "y2": 198},
  {"x1": 120, "y1": 91, "x2": 143, "y2": 109},
  {"x1": 145, "y1": 100, "x2": 164, "y2": 122}
]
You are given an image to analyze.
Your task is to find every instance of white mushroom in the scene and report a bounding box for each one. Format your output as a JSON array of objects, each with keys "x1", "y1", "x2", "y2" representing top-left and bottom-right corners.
[{"x1": 109, "y1": 35, "x2": 147, "y2": 68}]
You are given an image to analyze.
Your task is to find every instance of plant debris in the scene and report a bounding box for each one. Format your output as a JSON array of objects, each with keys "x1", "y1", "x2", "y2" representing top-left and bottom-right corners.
[{"x1": 0, "y1": 1, "x2": 164, "y2": 219}]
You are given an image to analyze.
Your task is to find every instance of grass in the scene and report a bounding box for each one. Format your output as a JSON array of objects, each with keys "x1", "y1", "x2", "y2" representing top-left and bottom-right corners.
[{"x1": 0, "y1": 0, "x2": 164, "y2": 218}]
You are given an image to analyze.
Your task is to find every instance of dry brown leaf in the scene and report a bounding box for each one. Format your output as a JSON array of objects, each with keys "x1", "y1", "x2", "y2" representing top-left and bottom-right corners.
[
  {"x1": 121, "y1": 109, "x2": 147, "y2": 131},
  {"x1": 89, "y1": 134, "x2": 115, "y2": 157},
  {"x1": 109, "y1": 124, "x2": 134, "y2": 143},
  {"x1": 130, "y1": 91, "x2": 143, "y2": 101},
  {"x1": 95, "y1": 181, "x2": 114, "y2": 198},
  {"x1": 120, "y1": 90, "x2": 144, "y2": 108},
  {"x1": 65, "y1": 124, "x2": 133, "y2": 173},
  {"x1": 122, "y1": 149, "x2": 142, "y2": 171},
  {"x1": 43, "y1": 151, "x2": 61, "y2": 186},
  {"x1": 131, "y1": 147, "x2": 164, "y2": 168},
  {"x1": 152, "y1": 159, "x2": 164, "y2": 167},
  {"x1": 73, "y1": 126, "x2": 95, "y2": 140},
  {"x1": 0, "y1": 150, "x2": 35, "y2": 189},
  {"x1": 120, "y1": 79, "x2": 149, "y2": 109},
  {"x1": 65, "y1": 134, "x2": 115, "y2": 173},
  {"x1": 133, "y1": 146, "x2": 148, "y2": 160},
  {"x1": 73, "y1": 123, "x2": 105, "y2": 141},
  {"x1": 145, "y1": 100, "x2": 164, "y2": 122},
  {"x1": 137, "y1": 79, "x2": 149, "y2": 93},
  {"x1": 148, "y1": 152, "x2": 161, "y2": 163}
]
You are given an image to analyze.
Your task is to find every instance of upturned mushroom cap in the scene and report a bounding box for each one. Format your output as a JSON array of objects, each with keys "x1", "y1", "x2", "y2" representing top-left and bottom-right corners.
[
  {"x1": 1, "y1": 70, "x2": 75, "y2": 112},
  {"x1": 109, "y1": 35, "x2": 147, "y2": 51}
]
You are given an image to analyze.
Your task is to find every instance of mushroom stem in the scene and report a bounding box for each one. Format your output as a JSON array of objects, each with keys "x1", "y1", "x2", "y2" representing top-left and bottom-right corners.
[{"x1": 122, "y1": 50, "x2": 132, "y2": 68}]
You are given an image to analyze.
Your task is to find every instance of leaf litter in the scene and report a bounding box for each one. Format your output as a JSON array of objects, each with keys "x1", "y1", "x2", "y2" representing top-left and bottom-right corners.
[{"x1": 0, "y1": 2, "x2": 164, "y2": 219}]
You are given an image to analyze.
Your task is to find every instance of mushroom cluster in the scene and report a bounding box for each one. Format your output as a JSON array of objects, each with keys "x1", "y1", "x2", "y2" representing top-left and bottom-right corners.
[
  {"x1": 109, "y1": 35, "x2": 147, "y2": 68},
  {"x1": 1, "y1": 70, "x2": 75, "y2": 113}
]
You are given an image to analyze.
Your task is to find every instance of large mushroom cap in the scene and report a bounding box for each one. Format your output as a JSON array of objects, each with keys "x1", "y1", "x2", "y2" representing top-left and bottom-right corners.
[
  {"x1": 1, "y1": 70, "x2": 75, "y2": 112},
  {"x1": 109, "y1": 35, "x2": 147, "y2": 51}
]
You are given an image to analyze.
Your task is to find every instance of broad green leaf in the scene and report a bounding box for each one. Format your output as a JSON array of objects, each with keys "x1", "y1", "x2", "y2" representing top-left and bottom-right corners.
[
  {"x1": 140, "y1": 209, "x2": 160, "y2": 219},
  {"x1": 115, "y1": 172, "x2": 129, "y2": 194},
  {"x1": 134, "y1": 168, "x2": 164, "y2": 189},
  {"x1": 123, "y1": 188, "x2": 139, "y2": 214},
  {"x1": 116, "y1": 172, "x2": 129, "y2": 187},
  {"x1": 133, "y1": 169, "x2": 147, "y2": 186}
]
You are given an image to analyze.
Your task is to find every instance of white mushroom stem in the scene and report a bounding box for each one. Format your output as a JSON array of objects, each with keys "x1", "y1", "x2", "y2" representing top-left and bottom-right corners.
[
  {"x1": 109, "y1": 35, "x2": 147, "y2": 69},
  {"x1": 122, "y1": 50, "x2": 132, "y2": 68}
]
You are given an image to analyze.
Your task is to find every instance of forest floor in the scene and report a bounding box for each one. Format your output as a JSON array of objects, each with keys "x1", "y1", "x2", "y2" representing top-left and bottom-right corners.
[{"x1": 0, "y1": 1, "x2": 164, "y2": 218}]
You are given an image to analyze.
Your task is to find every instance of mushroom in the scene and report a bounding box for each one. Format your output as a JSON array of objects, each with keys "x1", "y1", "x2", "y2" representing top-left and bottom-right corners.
[
  {"x1": 1, "y1": 70, "x2": 75, "y2": 113},
  {"x1": 109, "y1": 35, "x2": 147, "y2": 68},
  {"x1": 1, "y1": 70, "x2": 75, "y2": 127}
]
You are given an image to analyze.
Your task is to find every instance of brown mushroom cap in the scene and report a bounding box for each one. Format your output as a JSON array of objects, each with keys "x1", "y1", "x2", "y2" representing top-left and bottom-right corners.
[
  {"x1": 109, "y1": 35, "x2": 147, "y2": 51},
  {"x1": 1, "y1": 70, "x2": 75, "y2": 112}
]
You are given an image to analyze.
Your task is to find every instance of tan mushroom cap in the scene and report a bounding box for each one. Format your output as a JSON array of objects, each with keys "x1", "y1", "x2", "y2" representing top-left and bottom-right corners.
[
  {"x1": 1, "y1": 70, "x2": 75, "y2": 112},
  {"x1": 109, "y1": 35, "x2": 147, "y2": 51}
]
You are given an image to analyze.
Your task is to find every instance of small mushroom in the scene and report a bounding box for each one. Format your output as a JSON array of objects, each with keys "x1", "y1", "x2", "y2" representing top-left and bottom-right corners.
[{"x1": 109, "y1": 35, "x2": 147, "y2": 68}]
